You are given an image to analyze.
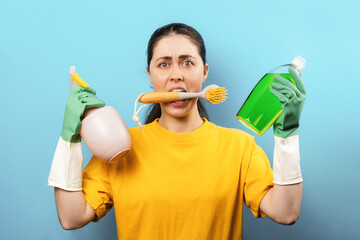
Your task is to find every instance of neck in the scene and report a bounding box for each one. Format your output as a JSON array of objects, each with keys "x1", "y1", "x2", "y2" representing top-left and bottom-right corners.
[{"x1": 158, "y1": 111, "x2": 204, "y2": 133}]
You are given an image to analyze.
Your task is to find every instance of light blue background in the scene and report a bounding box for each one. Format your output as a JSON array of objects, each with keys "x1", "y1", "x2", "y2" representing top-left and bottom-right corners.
[{"x1": 1, "y1": 0, "x2": 359, "y2": 239}]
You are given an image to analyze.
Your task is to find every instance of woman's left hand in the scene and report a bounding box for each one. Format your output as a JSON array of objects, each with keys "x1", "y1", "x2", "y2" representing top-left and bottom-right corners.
[{"x1": 270, "y1": 66, "x2": 306, "y2": 138}]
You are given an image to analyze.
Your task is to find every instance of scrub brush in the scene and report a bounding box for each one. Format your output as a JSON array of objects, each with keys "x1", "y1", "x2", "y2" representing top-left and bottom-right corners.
[
  {"x1": 138, "y1": 84, "x2": 228, "y2": 104},
  {"x1": 133, "y1": 85, "x2": 228, "y2": 128}
]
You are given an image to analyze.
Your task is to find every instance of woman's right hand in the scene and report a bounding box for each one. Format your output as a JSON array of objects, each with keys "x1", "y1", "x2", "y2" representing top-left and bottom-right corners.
[{"x1": 61, "y1": 86, "x2": 105, "y2": 143}]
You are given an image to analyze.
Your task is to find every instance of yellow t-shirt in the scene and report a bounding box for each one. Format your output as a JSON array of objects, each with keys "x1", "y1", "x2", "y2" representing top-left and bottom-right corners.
[{"x1": 82, "y1": 119, "x2": 273, "y2": 240}]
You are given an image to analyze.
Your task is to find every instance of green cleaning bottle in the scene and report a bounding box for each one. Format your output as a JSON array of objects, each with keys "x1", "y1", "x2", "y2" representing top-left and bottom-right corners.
[{"x1": 236, "y1": 56, "x2": 306, "y2": 135}]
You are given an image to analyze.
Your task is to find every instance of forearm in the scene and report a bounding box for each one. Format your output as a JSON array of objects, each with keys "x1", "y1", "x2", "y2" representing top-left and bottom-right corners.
[
  {"x1": 260, "y1": 183, "x2": 302, "y2": 225},
  {"x1": 54, "y1": 187, "x2": 95, "y2": 230}
]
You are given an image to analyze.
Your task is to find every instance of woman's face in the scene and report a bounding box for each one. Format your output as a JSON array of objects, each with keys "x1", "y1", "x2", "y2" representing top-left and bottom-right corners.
[{"x1": 147, "y1": 34, "x2": 209, "y2": 119}]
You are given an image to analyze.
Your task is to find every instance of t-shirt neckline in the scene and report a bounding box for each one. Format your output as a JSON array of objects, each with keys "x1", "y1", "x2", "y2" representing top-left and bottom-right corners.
[{"x1": 148, "y1": 118, "x2": 214, "y2": 144}]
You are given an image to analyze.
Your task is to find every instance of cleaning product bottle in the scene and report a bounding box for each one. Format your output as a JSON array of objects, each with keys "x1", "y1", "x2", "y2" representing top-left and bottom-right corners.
[
  {"x1": 236, "y1": 56, "x2": 306, "y2": 135},
  {"x1": 69, "y1": 66, "x2": 131, "y2": 162}
]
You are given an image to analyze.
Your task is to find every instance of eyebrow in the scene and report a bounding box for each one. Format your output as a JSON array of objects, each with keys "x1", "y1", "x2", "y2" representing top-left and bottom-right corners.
[{"x1": 155, "y1": 55, "x2": 196, "y2": 62}]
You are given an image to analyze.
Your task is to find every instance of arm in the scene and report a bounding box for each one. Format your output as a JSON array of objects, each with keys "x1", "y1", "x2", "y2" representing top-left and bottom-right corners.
[
  {"x1": 54, "y1": 188, "x2": 96, "y2": 230},
  {"x1": 260, "y1": 183, "x2": 302, "y2": 225},
  {"x1": 261, "y1": 66, "x2": 306, "y2": 224},
  {"x1": 48, "y1": 86, "x2": 105, "y2": 229}
]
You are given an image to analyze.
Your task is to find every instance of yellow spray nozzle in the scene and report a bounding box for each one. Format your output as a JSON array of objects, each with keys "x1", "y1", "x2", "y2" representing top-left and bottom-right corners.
[{"x1": 72, "y1": 72, "x2": 89, "y2": 88}]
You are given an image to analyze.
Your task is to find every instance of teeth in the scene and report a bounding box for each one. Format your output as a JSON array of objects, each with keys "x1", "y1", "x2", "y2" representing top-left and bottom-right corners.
[
  {"x1": 171, "y1": 89, "x2": 185, "y2": 92},
  {"x1": 174, "y1": 100, "x2": 184, "y2": 103}
]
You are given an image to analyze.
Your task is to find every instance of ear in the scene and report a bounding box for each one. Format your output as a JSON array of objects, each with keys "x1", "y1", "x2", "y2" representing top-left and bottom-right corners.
[
  {"x1": 146, "y1": 66, "x2": 152, "y2": 83},
  {"x1": 203, "y1": 64, "x2": 209, "y2": 82}
]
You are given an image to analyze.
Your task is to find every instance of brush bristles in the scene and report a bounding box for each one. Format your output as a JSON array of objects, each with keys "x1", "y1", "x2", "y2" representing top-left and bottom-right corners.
[{"x1": 205, "y1": 87, "x2": 228, "y2": 104}]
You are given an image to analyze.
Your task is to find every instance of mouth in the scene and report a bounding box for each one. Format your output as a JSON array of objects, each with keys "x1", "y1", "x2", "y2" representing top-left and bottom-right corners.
[
  {"x1": 169, "y1": 87, "x2": 187, "y2": 93},
  {"x1": 169, "y1": 87, "x2": 186, "y2": 104}
]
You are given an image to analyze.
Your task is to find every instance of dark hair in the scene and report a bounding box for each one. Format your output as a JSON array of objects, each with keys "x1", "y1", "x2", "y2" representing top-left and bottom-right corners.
[
  {"x1": 145, "y1": 23, "x2": 209, "y2": 124},
  {"x1": 146, "y1": 23, "x2": 206, "y2": 68}
]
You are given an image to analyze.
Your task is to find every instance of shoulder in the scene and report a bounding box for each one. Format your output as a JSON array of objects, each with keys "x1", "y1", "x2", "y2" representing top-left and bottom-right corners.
[
  {"x1": 127, "y1": 122, "x2": 156, "y2": 140},
  {"x1": 207, "y1": 122, "x2": 262, "y2": 160},
  {"x1": 128, "y1": 125, "x2": 144, "y2": 140},
  {"x1": 128, "y1": 125, "x2": 141, "y2": 134},
  {"x1": 209, "y1": 121, "x2": 255, "y2": 142},
  {"x1": 128, "y1": 121, "x2": 154, "y2": 133}
]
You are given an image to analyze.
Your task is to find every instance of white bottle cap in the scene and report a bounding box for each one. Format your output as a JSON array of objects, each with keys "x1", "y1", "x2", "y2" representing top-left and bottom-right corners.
[
  {"x1": 291, "y1": 56, "x2": 307, "y2": 73},
  {"x1": 69, "y1": 65, "x2": 77, "y2": 89}
]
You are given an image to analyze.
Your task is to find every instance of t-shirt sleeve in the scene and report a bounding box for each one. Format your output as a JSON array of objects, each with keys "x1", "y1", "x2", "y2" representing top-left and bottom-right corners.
[
  {"x1": 243, "y1": 138, "x2": 274, "y2": 218},
  {"x1": 82, "y1": 155, "x2": 114, "y2": 222}
]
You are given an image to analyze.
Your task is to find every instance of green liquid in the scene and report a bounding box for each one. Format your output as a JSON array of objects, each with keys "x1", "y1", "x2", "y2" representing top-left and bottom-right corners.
[{"x1": 236, "y1": 73, "x2": 295, "y2": 135}]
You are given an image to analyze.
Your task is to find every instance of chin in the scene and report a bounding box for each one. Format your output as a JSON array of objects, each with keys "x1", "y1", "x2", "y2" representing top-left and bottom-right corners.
[
  {"x1": 161, "y1": 100, "x2": 196, "y2": 118},
  {"x1": 165, "y1": 108, "x2": 190, "y2": 119}
]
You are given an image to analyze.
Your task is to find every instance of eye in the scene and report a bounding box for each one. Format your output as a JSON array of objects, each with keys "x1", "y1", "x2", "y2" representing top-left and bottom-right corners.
[
  {"x1": 183, "y1": 60, "x2": 193, "y2": 67},
  {"x1": 159, "y1": 62, "x2": 169, "y2": 68}
]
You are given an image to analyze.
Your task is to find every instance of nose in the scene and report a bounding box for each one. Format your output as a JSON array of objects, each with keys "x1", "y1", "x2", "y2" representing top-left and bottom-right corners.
[{"x1": 170, "y1": 66, "x2": 184, "y2": 82}]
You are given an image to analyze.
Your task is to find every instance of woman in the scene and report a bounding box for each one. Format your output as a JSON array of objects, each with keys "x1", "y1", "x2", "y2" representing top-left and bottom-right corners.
[{"x1": 49, "y1": 23, "x2": 304, "y2": 239}]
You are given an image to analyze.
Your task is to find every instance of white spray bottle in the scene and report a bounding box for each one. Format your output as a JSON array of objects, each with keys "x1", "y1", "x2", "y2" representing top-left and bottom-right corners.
[{"x1": 69, "y1": 66, "x2": 131, "y2": 162}]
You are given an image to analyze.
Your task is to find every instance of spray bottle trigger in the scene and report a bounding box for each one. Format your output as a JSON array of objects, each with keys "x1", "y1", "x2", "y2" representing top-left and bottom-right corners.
[{"x1": 68, "y1": 65, "x2": 90, "y2": 89}]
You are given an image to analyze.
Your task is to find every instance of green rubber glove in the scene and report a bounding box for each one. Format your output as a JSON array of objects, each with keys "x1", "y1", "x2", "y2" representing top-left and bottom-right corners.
[
  {"x1": 61, "y1": 86, "x2": 105, "y2": 143},
  {"x1": 270, "y1": 66, "x2": 306, "y2": 138}
]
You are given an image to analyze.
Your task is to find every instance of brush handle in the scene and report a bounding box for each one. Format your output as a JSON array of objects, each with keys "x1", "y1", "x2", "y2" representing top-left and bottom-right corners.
[
  {"x1": 138, "y1": 92, "x2": 180, "y2": 103},
  {"x1": 179, "y1": 92, "x2": 203, "y2": 101}
]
